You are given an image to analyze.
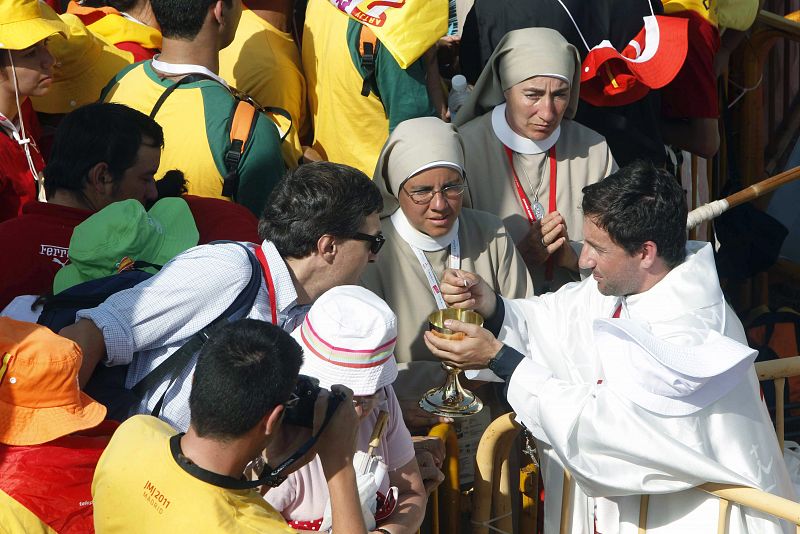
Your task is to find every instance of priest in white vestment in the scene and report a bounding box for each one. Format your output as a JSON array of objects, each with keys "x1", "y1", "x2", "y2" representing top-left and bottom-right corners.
[
  {"x1": 455, "y1": 27, "x2": 617, "y2": 292},
  {"x1": 424, "y1": 162, "x2": 796, "y2": 533}
]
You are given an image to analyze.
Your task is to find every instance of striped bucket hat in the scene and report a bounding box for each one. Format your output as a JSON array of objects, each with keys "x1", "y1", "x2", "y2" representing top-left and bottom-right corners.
[{"x1": 292, "y1": 286, "x2": 398, "y2": 396}]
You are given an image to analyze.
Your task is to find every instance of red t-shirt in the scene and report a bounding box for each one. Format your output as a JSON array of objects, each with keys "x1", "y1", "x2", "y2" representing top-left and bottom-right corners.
[
  {"x1": 0, "y1": 100, "x2": 45, "y2": 223},
  {"x1": 0, "y1": 196, "x2": 257, "y2": 311},
  {"x1": 0, "y1": 420, "x2": 118, "y2": 534},
  {"x1": 0, "y1": 202, "x2": 91, "y2": 310},
  {"x1": 183, "y1": 194, "x2": 261, "y2": 244}
]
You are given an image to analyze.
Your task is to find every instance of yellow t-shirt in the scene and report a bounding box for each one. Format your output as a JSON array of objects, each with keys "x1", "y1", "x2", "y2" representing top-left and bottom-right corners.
[
  {"x1": 302, "y1": 0, "x2": 391, "y2": 176},
  {"x1": 219, "y1": 8, "x2": 306, "y2": 168},
  {"x1": 102, "y1": 61, "x2": 286, "y2": 216},
  {"x1": 92, "y1": 415, "x2": 295, "y2": 533}
]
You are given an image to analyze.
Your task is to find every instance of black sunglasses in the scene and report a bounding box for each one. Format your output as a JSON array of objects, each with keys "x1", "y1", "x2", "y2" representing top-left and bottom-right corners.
[{"x1": 350, "y1": 231, "x2": 385, "y2": 254}]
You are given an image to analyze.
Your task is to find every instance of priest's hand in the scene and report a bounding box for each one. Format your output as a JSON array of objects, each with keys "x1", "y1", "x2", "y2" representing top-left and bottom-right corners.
[
  {"x1": 423, "y1": 320, "x2": 504, "y2": 370},
  {"x1": 439, "y1": 269, "x2": 497, "y2": 318}
]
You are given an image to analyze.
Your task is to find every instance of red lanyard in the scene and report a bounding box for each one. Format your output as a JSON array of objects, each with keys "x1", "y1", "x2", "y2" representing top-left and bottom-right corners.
[
  {"x1": 503, "y1": 145, "x2": 557, "y2": 224},
  {"x1": 505, "y1": 145, "x2": 558, "y2": 282},
  {"x1": 254, "y1": 246, "x2": 278, "y2": 324}
]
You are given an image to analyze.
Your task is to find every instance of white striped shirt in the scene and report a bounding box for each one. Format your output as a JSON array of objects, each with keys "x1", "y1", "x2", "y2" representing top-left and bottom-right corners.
[{"x1": 77, "y1": 240, "x2": 309, "y2": 431}]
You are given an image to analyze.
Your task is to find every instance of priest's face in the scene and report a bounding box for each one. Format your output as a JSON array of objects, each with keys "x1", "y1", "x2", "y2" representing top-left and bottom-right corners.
[
  {"x1": 399, "y1": 167, "x2": 464, "y2": 237},
  {"x1": 579, "y1": 217, "x2": 646, "y2": 296},
  {"x1": 503, "y1": 76, "x2": 570, "y2": 141}
]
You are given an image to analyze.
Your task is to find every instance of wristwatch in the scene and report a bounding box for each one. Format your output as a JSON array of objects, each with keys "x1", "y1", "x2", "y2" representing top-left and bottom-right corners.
[
  {"x1": 486, "y1": 344, "x2": 524, "y2": 380},
  {"x1": 487, "y1": 349, "x2": 503, "y2": 374}
]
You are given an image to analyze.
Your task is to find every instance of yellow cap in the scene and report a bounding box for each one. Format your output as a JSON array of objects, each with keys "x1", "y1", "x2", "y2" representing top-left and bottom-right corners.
[
  {"x1": 0, "y1": 0, "x2": 66, "y2": 50},
  {"x1": 30, "y1": 6, "x2": 133, "y2": 114}
]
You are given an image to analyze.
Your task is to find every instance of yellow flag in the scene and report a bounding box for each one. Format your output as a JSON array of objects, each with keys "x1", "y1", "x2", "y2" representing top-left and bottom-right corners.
[{"x1": 330, "y1": 0, "x2": 448, "y2": 68}]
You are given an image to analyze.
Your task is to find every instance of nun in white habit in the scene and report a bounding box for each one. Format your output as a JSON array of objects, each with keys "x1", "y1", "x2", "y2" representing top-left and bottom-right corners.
[
  {"x1": 455, "y1": 27, "x2": 617, "y2": 292},
  {"x1": 361, "y1": 116, "x2": 533, "y2": 427}
]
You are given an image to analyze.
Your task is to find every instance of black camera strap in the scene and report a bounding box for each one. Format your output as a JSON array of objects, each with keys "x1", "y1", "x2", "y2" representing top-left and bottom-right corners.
[{"x1": 170, "y1": 392, "x2": 345, "y2": 490}]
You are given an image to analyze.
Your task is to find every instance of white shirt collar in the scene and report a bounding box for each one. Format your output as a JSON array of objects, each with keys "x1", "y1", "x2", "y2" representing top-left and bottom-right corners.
[
  {"x1": 491, "y1": 103, "x2": 560, "y2": 155},
  {"x1": 389, "y1": 209, "x2": 459, "y2": 252},
  {"x1": 150, "y1": 55, "x2": 229, "y2": 88}
]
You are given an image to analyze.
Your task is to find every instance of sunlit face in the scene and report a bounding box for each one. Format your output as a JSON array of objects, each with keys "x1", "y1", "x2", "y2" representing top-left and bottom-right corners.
[
  {"x1": 333, "y1": 211, "x2": 382, "y2": 285},
  {"x1": 398, "y1": 167, "x2": 464, "y2": 237},
  {"x1": 503, "y1": 76, "x2": 570, "y2": 141},
  {"x1": 1, "y1": 41, "x2": 55, "y2": 98},
  {"x1": 104, "y1": 140, "x2": 160, "y2": 209},
  {"x1": 579, "y1": 216, "x2": 645, "y2": 297}
]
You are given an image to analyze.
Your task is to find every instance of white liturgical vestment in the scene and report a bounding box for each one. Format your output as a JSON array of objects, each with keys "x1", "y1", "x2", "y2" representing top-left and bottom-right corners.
[{"x1": 485, "y1": 242, "x2": 797, "y2": 533}]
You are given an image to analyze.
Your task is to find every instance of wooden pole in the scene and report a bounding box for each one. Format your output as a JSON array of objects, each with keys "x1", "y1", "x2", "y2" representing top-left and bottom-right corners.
[{"x1": 687, "y1": 165, "x2": 800, "y2": 229}]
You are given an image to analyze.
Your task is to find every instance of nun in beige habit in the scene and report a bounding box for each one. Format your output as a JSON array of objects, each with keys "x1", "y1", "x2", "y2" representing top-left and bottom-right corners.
[
  {"x1": 455, "y1": 27, "x2": 617, "y2": 293},
  {"x1": 361, "y1": 116, "x2": 533, "y2": 429}
]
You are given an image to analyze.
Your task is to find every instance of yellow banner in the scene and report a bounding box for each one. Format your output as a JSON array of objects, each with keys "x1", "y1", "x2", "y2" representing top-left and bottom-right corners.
[{"x1": 330, "y1": 0, "x2": 448, "y2": 68}]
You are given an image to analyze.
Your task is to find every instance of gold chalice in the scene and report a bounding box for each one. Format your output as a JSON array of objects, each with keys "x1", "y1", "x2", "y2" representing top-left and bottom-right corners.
[{"x1": 420, "y1": 308, "x2": 484, "y2": 418}]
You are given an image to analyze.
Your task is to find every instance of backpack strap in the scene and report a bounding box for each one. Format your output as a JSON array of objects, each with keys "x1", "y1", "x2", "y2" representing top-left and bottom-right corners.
[
  {"x1": 149, "y1": 73, "x2": 214, "y2": 119},
  {"x1": 147, "y1": 72, "x2": 267, "y2": 201},
  {"x1": 358, "y1": 25, "x2": 380, "y2": 98},
  {"x1": 130, "y1": 241, "x2": 262, "y2": 416},
  {"x1": 221, "y1": 100, "x2": 258, "y2": 199}
]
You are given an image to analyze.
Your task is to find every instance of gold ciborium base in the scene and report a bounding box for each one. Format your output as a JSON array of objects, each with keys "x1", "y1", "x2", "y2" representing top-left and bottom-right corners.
[
  {"x1": 419, "y1": 365, "x2": 484, "y2": 417},
  {"x1": 420, "y1": 309, "x2": 485, "y2": 418}
]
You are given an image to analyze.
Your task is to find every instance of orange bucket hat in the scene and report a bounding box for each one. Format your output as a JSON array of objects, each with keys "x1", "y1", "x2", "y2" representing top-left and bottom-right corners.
[{"x1": 0, "y1": 318, "x2": 106, "y2": 446}]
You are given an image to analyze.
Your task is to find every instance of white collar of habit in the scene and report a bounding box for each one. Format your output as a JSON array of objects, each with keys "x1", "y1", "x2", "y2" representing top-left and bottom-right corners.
[
  {"x1": 390, "y1": 209, "x2": 460, "y2": 252},
  {"x1": 491, "y1": 103, "x2": 560, "y2": 155}
]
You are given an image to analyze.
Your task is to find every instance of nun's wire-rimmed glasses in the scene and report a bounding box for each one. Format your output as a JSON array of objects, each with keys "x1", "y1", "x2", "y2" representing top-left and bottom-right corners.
[{"x1": 402, "y1": 183, "x2": 468, "y2": 205}]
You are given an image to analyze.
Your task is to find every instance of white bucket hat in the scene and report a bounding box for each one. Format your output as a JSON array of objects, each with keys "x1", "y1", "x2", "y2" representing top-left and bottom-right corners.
[
  {"x1": 593, "y1": 318, "x2": 757, "y2": 416},
  {"x1": 292, "y1": 286, "x2": 398, "y2": 396}
]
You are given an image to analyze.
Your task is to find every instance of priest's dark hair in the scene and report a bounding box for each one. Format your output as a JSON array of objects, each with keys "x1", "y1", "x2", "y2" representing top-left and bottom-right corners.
[
  {"x1": 582, "y1": 160, "x2": 687, "y2": 269},
  {"x1": 259, "y1": 162, "x2": 384, "y2": 259}
]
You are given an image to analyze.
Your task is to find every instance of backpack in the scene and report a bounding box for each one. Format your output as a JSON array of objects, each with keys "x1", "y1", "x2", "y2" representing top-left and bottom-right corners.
[
  {"x1": 148, "y1": 73, "x2": 291, "y2": 201},
  {"x1": 37, "y1": 242, "x2": 262, "y2": 421}
]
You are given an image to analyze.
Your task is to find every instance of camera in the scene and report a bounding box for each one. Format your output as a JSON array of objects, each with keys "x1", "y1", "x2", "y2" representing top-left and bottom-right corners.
[{"x1": 283, "y1": 375, "x2": 321, "y2": 428}]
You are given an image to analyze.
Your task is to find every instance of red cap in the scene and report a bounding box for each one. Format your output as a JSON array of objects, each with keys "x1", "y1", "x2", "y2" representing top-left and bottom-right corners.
[{"x1": 580, "y1": 15, "x2": 688, "y2": 107}]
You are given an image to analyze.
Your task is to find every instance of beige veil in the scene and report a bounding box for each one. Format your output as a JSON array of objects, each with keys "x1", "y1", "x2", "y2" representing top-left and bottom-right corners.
[
  {"x1": 454, "y1": 27, "x2": 582, "y2": 126},
  {"x1": 373, "y1": 117, "x2": 466, "y2": 216}
]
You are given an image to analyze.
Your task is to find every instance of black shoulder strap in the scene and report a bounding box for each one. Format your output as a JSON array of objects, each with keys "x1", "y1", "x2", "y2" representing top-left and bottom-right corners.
[
  {"x1": 131, "y1": 242, "x2": 262, "y2": 416},
  {"x1": 149, "y1": 73, "x2": 217, "y2": 119}
]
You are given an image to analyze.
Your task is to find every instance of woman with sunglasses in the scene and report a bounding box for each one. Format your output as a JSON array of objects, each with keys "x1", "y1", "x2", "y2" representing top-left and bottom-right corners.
[
  {"x1": 0, "y1": 0, "x2": 64, "y2": 222},
  {"x1": 361, "y1": 116, "x2": 533, "y2": 432}
]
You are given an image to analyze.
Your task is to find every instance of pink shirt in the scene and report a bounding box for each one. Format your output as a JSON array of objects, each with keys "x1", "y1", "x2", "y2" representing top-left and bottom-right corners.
[{"x1": 265, "y1": 386, "x2": 415, "y2": 526}]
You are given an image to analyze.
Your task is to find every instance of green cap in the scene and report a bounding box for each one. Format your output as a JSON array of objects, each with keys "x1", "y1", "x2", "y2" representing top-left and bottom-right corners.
[{"x1": 53, "y1": 198, "x2": 199, "y2": 294}]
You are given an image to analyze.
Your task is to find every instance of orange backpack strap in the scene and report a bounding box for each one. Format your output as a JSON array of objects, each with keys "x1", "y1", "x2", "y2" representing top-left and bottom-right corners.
[
  {"x1": 358, "y1": 25, "x2": 380, "y2": 97},
  {"x1": 221, "y1": 100, "x2": 257, "y2": 198}
]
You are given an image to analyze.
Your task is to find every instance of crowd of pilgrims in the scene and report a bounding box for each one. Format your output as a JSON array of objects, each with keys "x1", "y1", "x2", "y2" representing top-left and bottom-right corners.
[{"x1": 0, "y1": 0, "x2": 792, "y2": 533}]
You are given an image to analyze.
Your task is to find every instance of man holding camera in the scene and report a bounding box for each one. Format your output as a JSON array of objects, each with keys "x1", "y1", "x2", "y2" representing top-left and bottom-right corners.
[{"x1": 92, "y1": 319, "x2": 368, "y2": 532}]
